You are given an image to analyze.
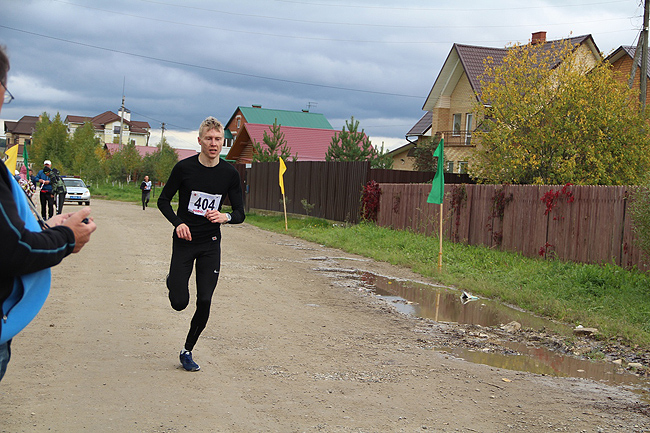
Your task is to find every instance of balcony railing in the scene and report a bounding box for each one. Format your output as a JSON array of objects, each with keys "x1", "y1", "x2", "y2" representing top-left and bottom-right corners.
[{"x1": 439, "y1": 131, "x2": 473, "y2": 146}]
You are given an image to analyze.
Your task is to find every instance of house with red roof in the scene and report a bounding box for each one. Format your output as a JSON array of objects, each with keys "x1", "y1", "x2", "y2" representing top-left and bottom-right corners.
[
  {"x1": 226, "y1": 123, "x2": 338, "y2": 164},
  {"x1": 222, "y1": 105, "x2": 333, "y2": 157}
]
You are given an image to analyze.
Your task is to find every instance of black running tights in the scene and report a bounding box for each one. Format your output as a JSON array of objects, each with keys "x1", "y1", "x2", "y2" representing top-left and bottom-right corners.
[{"x1": 167, "y1": 237, "x2": 221, "y2": 351}]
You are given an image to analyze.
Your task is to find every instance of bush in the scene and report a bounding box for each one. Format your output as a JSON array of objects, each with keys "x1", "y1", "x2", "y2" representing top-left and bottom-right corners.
[
  {"x1": 631, "y1": 182, "x2": 650, "y2": 257},
  {"x1": 360, "y1": 180, "x2": 381, "y2": 222}
]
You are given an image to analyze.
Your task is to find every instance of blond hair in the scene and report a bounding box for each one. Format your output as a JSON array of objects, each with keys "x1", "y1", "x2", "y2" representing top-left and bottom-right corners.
[{"x1": 199, "y1": 116, "x2": 223, "y2": 138}]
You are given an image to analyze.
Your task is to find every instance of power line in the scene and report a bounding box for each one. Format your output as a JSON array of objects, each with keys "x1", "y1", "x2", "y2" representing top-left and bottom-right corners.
[
  {"x1": 272, "y1": 0, "x2": 631, "y2": 10},
  {"x1": 0, "y1": 25, "x2": 423, "y2": 98},
  {"x1": 128, "y1": 109, "x2": 192, "y2": 131},
  {"x1": 55, "y1": 0, "x2": 637, "y2": 34}
]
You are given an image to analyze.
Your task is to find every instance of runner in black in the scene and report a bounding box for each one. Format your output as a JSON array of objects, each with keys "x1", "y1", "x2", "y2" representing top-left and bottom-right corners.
[{"x1": 157, "y1": 116, "x2": 245, "y2": 371}]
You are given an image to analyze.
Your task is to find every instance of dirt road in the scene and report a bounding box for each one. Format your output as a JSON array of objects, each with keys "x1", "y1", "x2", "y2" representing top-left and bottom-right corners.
[{"x1": 1, "y1": 199, "x2": 649, "y2": 432}]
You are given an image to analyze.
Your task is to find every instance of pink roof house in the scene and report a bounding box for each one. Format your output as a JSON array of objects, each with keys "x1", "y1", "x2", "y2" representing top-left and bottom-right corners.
[
  {"x1": 226, "y1": 123, "x2": 338, "y2": 164},
  {"x1": 104, "y1": 142, "x2": 198, "y2": 161}
]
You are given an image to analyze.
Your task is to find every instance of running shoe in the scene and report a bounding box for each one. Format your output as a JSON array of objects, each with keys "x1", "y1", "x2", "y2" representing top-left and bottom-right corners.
[{"x1": 179, "y1": 351, "x2": 200, "y2": 371}]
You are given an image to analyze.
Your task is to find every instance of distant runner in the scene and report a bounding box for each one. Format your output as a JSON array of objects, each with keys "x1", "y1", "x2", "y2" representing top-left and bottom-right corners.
[{"x1": 140, "y1": 175, "x2": 152, "y2": 210}]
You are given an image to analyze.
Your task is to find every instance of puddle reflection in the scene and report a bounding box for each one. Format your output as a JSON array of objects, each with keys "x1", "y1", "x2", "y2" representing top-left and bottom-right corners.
[
  {"x1": 359, "y1": 272, "x2": 649, "y2": 393},
  {"x1": 363, "y1": 273, "x2": 567, "y2": 334}
]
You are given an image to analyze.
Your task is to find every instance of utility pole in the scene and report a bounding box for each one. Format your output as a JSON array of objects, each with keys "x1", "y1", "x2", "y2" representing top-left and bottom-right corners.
[
  {"x1": 160, "y1": 122, "x2": 166, "y2": 149},
  {"x1": 641, "y1": 0, "x2": 649, "y2": 111},
  {"x1": 118, "y1": 93, "x2": 124, "y2": 150},
  {"x1": 628, "y1": 36, "x2": 642, "y2": 89},
  {"x1": 119, "y1": 78, "x2": 126, "y2": 148}
]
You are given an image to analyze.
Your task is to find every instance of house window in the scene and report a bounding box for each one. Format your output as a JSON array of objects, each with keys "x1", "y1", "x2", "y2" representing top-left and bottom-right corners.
[
  {"x1": 465, "y1": 113, "x2": 473, "y2": 145},
  {"x1": 446, "y1": 161, "x2": 454, "y2": 173},
  {"x1": 459, "y1": 161, "x2": 468, "y2": 174},
  {"x1": 24, "y1": 139, "x2": 31, "y2": 145},
  {"x1": 236, "y1": 116, "x2": 241, "y2": 129},
  {"x1": 114, "y1": 126, "x2": 121, "y2": 135},
  {"x1": 452, "y1": 113, "x2": 461, "y2": 135}
]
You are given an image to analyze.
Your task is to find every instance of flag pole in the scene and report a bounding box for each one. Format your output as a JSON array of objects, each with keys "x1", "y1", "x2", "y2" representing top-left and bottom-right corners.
[
  {"x1": 438, "y1": 133, "x2": 444, "y2": 271},
  {"x1": 438, "y1": 201, "x2": 443, "y2": 270},
  {"x1": 426, "y1": 128, "x2": 444, "y2": 271},
  {"x1": 279, "y1": 158, "x2": 288, "y2": 230},
  {"x1": 282, "y1": 192, "x2": 288, "y2": 230}
]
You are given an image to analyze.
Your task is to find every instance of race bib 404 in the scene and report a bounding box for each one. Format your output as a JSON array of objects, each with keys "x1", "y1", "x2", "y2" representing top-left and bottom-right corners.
[{"x1": 189, "y1": 191, "x2": 222, "y2": 216}]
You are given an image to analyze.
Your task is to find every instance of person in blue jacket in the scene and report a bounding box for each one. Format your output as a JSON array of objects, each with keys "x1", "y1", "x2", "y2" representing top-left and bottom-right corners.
[
  {"x1": 0, "y1": 45, "x2": 97, "y2": 382},
  {"x1": 34, "y1": 160, "x2": 54, "y2": 219}
]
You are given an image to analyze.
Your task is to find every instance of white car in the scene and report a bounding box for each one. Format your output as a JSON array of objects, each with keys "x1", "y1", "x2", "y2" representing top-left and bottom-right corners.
[{"x1": 62, "y1": 177, "x2": 91, "y2": 206}]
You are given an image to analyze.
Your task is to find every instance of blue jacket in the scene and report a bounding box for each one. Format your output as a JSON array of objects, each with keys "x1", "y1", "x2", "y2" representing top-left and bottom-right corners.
[
  {"x1": 0, "y1": 166, "x2": 75, "y2": 344},
  {"x1": 35, "y1": 169, "x2": 52, "y2": 192}
]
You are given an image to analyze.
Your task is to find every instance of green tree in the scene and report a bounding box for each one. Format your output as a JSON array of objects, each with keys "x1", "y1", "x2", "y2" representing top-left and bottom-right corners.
[
  {"x1": 252, "y1": 120, "x2": 294, "y2": 162},
  {"x1": 631, "y1": 179, "x2": 650, "y2": 258},
  {"x1": 413, "y1": 133, "x2": 444, "y2": 172},
  {"x1": 326, "y1": 116, "x2": 374, "y2": 162},
  {"x1": 142, "y1": 137, "x2": 178, "y2": 184},
  {"x1": 372, "y1": 142, "x2": 394, "y2": 169},
  {"x1": 107, "y1": 141, "x2": 142, "y2": 182},
  {"x1": 30, "y1": 113, "x2": 50, "y2": 167},
  {"x1": 326, "y1": 116, "x2": 389, "y2": 169},
  {"x1": 68, "y1": 122, "x2": 103, "y2": 181},
  {"x1": 472, "y1": 38, "x2": 650, "y2": 185},
  {"x1": 31, "y1": 112, "x2": 69, "y2": 171}
]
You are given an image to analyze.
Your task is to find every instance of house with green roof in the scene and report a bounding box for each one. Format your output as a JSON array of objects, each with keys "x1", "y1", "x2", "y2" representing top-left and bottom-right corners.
[{"x1": 222, "y1": 105, "x2": 333, "y2": 157}]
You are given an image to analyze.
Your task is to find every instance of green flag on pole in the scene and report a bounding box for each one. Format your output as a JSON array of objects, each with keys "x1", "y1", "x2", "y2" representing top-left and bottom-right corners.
[
  {"x1": 22, "y1": 142, "x2": 28, "y2": 171},
  {"x1": 427, "y1": 138, "x2": 444, "y2": 204}
]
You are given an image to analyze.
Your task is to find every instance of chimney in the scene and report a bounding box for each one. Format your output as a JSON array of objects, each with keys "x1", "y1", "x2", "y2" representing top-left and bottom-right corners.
[
  {"x1": 252, "y1": 104, "x2": 262, "y2": 108},
  {"x1": 531, "y1": 31, "x2": 546, "y2": 45}
]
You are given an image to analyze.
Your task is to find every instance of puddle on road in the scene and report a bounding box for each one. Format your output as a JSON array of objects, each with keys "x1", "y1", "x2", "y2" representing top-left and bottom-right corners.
[{"x1": 357, "y1": 272, "x2": 649, "y2": 393}]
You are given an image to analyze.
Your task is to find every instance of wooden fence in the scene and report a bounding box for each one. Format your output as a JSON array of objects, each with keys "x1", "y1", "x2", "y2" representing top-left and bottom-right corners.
[
  {"x1": 244, "y1": 161, "x2": 370, "y2": 223},
  {"x1": 233, "y1": 161, "x2": 648, "y2": 269},
  {"x1": 239, "y1": 162, "x2": 475, "y2": 224},
  {"x1": 377, "y1": 183, "x2": 649, "y2": 271}
]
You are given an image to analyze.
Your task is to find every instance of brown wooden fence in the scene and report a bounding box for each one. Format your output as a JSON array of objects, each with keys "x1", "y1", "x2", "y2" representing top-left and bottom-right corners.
[
  {"x1": 377, "y1": 183, "x2": 649, "y2": 271},
  {"x1": 244, "y1": 161, "x2": 370, "y2": 223},
  {"x1": 239, "y1": 162, "x2": 476, "y2": 223},
  {"x1": 234, "y1": 161, "x2": 648, "y2": 269}
]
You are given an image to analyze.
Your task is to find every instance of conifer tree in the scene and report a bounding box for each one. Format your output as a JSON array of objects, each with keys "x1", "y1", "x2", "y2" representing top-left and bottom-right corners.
[{"x1": 252, "y1": 119, "x2": 294, "y2": 162}]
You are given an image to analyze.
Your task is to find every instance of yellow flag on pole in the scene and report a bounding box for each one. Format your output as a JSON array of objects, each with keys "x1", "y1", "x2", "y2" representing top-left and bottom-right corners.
[
  {"x1": 3, "y1": 145, "x2": 18, "y2": 174},
  {"x1": 279, "y1": 158, "x2": 287, "y2": 195}
]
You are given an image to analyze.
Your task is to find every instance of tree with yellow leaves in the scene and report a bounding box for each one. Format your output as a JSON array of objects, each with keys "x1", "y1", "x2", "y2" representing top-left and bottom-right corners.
[{"x1": 471, "y1": 38, "x2": 650, "y2": 185}]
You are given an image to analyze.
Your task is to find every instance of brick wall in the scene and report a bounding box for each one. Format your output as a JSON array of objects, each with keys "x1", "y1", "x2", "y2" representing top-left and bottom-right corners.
[{"x1": 611, "y1": 55, "x2": 650, "y2": 103}]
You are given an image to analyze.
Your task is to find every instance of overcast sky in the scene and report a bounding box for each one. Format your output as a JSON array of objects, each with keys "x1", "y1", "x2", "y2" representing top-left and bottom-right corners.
[{"x1": 0, "y1": 0, "x2": 644, "y2": 151}]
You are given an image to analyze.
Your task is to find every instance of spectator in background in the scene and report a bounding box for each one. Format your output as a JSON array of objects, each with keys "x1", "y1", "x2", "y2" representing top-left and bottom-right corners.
[
  {"x1": 49, "y1": 167, "x2": 66, "y2": 215},
  {"x1": 34, "y1": 160, "x2": 54, "y2": 219}
]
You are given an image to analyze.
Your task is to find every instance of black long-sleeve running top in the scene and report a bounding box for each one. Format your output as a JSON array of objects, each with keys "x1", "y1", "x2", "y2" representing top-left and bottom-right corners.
[{"x1": 157, "y1": 155, "x2": 245, "y2": 243}]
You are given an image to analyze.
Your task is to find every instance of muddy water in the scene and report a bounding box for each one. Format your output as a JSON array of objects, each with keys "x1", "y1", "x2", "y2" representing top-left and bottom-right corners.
[{"x1": 358, "y1": 272, "x2": 649, "y2": 392}]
